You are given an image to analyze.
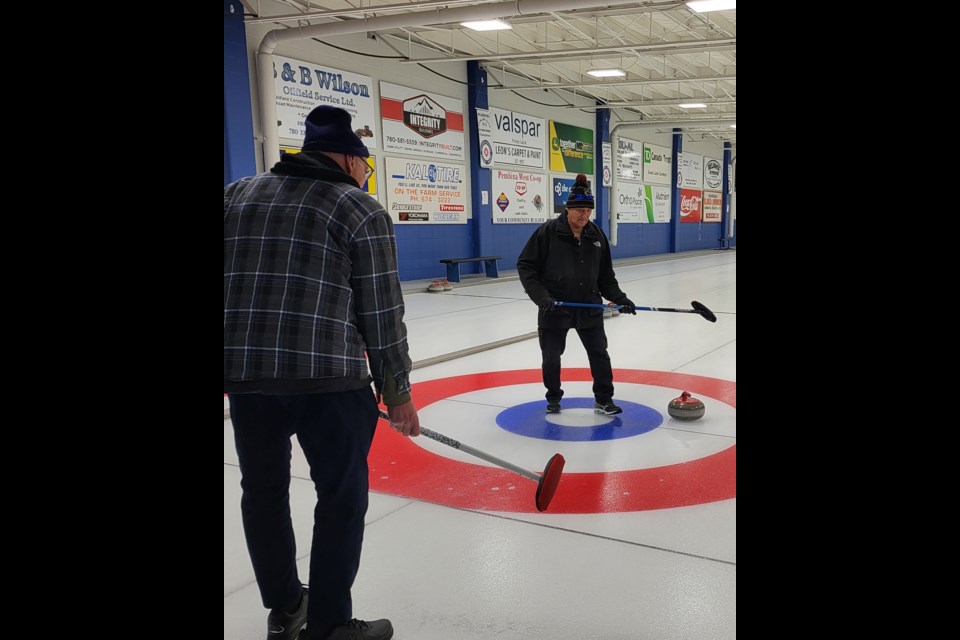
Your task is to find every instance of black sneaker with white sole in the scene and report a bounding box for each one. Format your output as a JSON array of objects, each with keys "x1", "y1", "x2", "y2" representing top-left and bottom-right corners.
[
  {"x1": 267, "y1": 586, "x2": 308, "y2": 640},
  {"x1": 299, "y1": 618, "x2": 394, "y2": 640},
  {"x1": 594, "y1": 401, "x2": 623, "y2": 415}
]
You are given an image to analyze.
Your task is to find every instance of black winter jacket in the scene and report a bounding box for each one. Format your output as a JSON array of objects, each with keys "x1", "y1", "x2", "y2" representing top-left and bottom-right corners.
[{"x1": 517, "y1": 213, "x2": 628, "y2": 329}]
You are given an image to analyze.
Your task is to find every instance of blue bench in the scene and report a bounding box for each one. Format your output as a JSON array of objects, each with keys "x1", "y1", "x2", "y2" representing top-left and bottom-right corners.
[{"x1": 440, "y1": 256, "x2": 502, "y2": 283}]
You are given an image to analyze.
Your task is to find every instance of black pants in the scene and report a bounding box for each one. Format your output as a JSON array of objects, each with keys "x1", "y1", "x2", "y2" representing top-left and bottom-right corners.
[
  {"x1": 228, "y1": 387, "x2": 379, "y2": 627},
  {"x1": 538, "y1": 324, "x2": 614, "y2": 404}
]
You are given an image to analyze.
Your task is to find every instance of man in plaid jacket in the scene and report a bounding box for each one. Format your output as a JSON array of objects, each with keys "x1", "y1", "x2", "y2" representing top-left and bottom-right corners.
[{"x1": 225, "y1": 106, "x2": 413, "y2": 640}]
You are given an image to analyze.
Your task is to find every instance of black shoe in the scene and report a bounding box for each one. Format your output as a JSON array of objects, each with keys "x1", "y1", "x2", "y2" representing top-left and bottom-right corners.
[
  {"x1": 546, "y1": 401, "x2": 561, "y2": 414},
  {"x1": 594, "y1": 400, "x2": 622, "y2": 415},
  {"x1": 267, "y1": 586, "x2": 308, "y2": 640},
  {"x1": 302, "y1": 618, "x2": 393, "y2": 640}
]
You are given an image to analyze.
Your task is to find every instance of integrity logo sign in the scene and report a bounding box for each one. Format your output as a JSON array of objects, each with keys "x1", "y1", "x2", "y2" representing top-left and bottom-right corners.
[{"x1": 403, "y1": 95, "x2": 446, "y2": 138}]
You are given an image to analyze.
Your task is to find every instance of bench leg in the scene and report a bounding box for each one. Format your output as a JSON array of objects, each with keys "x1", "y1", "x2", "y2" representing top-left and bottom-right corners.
[
  {"x1": 484, "y1": 260, "x2": 499, "y2": 278},
  {"x1": 446, "y1": 263, "x2": 461, "y2": 283}
]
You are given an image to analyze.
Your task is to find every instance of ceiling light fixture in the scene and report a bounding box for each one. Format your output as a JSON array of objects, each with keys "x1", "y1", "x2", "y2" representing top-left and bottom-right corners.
[
  {"x1": 587, "y1": 69, "x2": 626, "y2": 78},
  {"x1": 460, "y1": 19, "x2": 512, "y2": 31},
  {"x1": 730, "y1": 124, "x2": 736, "y2": 128},
  {"x1": 679, "y1": 103, "x2": 708, "y2": 108},
  {"x1": 686, "y1": 1, "x2": 736, "y2": 12}
]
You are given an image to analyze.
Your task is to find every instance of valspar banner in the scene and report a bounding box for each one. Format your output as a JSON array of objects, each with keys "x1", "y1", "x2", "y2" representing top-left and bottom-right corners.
[
  {"x1": 491, "y1": 169, "x2": 549, "y2": 223},
  {"x1": 273, "y1": 56, "x2": 377, "y2": 149},
  {"x1": 549, "y1": 121, "x2": 594, "y2": 174},
  {"x1": 488, "y1": 107, "x2": 546, "y2": 169},
  {"x1": 385, "y1": 157, "x2": 466, "y2": 224},
  {"x1": 380, "y1": 82, "x2": 464, "y2": 160},
  {"x1": 643, "y1": 143, "x2": 672, "y2": 185},
  {"x1": 615, "y1": 137, "x2": 643, "y2": 181}
]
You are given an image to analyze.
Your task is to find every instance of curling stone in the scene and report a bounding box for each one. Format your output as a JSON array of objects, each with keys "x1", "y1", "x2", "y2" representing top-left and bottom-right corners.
[{"x1": 667, "y1": 391, "x2": 705, "y2": 421}]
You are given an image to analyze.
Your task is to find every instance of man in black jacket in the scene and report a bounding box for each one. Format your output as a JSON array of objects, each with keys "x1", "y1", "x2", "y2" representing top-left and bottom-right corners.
[{"x1": 517, "y1": 174, "x2": 637, "y2": 415}]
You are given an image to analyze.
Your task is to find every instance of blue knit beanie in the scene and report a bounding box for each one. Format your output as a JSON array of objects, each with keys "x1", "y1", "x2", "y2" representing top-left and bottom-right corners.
[
  {"x1": 301, "y1": 106, "x2": 370, "y2": 157},
  {"x1": 565, "y1": 173, "x2": 594, "y2": 209}
]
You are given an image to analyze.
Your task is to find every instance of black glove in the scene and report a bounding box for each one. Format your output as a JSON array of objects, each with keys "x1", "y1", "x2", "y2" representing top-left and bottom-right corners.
[
  {"x1": 617, "y1": 297, "x2": 637, "y2": 315},
  {"x1": 539, "y1": 298, "x2": 557, "y2": 312}
]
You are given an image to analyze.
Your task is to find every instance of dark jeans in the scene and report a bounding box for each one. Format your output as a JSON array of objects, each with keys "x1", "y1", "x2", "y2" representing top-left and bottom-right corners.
[
  {"x1": 229, "y1": 387, "x2": 379, "y2": 627},
  {"x1": 538, "y1": 325, "x2": 614, "y2": 404}
]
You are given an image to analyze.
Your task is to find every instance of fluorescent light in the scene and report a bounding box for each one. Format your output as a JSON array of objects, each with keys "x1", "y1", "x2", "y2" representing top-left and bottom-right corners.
[
  {"x1": 679, "y1": 103, "x2": 707, "y2": 108},
  {"x1": 686, "y1": 1, "x2": 736, "y2": 12},
  {"x1": 587, "y1": 68, "x2": 626, "y2": 78},
  {"x1": 730, "y1": 124, "x2": 736, "y2": 128},
  {"x1": 460, "y1": 20, "x2": 511, "y2": 31}
]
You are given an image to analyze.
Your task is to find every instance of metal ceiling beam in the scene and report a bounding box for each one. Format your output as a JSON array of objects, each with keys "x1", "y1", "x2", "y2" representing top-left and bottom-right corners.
[
  {"x1": 398, "y1": 38, "x2": 736, "y2": 63},
  {"x1": 584, "y1": 98, "x2": 736, "y2": 109},
  {"x1": 244, "y1": 0, "x2": 497, "y2": 24},
  {"x1": 491, "y1": 74, "x2": 736, "y2": 91},
  {"x1": 388, "y1": 2, "x2": 689, "y2": 33},
  {"x1": 612, "y1": 118, "x2": 736, "y2": 131}
]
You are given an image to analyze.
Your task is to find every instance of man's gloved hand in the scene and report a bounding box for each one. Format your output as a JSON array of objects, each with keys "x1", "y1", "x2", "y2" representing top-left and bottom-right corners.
[
  {"x1": 539, "y1": 298, "x2": 557, "y2": 312},
  {"x1": 617, "y1": 297, "x2": 637, "y2": 315}
]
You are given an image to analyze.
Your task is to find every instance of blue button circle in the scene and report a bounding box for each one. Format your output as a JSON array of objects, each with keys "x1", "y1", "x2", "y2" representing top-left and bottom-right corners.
[{"x1": 496, "y1": 398, "x2": 662, "y2": 442}]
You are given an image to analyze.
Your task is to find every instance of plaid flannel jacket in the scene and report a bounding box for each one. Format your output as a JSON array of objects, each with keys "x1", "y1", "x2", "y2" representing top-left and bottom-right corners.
[{"x1": 224, "y1": 161, "x2": 412, "y2": 401}]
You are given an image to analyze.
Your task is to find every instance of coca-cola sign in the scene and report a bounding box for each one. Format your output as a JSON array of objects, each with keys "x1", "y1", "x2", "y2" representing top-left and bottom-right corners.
[{"x1": 679, "y1": 188, "x2": 702, "y2": 223}]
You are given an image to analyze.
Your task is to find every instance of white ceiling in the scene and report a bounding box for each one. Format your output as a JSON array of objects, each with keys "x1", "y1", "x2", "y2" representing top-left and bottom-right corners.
[{"x1": 239, "y1": 0, "x2": 736, "y2": 144}]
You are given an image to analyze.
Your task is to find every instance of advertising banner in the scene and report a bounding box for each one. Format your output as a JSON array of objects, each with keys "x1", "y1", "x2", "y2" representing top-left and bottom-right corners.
[
  {"x1": 614, "y1": 182, "x2": 645, "y2": 222},
  {"x1": 679, "y1": 188, "x2": 703, "y2": 223},
  {"x1": 702, "y1": 190, "x2": 722, "y2": 222},
  {"x1": 486, "y1": 107, "x2": 546, "y2": 168},
  {"x1": 385, "y1": 157, "x2": 466, "y2": 224},
  {"x1": 601, "y1": 142, "x2": 612, "y2": 186},
  {"x1": 643, "y1": 142, "x2": 672, "y2": 185},
  {"x1": 615, "y1": 137, "x2": 644, "y2": 181},
  {"x1": 380, "y1": 82, "x2": 464, "y2": 160},
  {"x1": 491, "y1": 169, "x2": 549, "y2": 223},
  {"x1": 549, "y1": 121, "x2": 594, "y2": 173},
  {"x1": 273, "y1": 56, "x2": 377, "y2": 149},
  {"x1": 703, "y1": 157, "x2": 723, "y2": 190},
  {"x1": 476, "y1": 108, "x2": 493, "y2": 167},
  {"x1": 680, "y1": 152, "x2": 703, "y2": 189},
  {"x1": 644, "y1": 185, "x2": 672, "y2": 223}
]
